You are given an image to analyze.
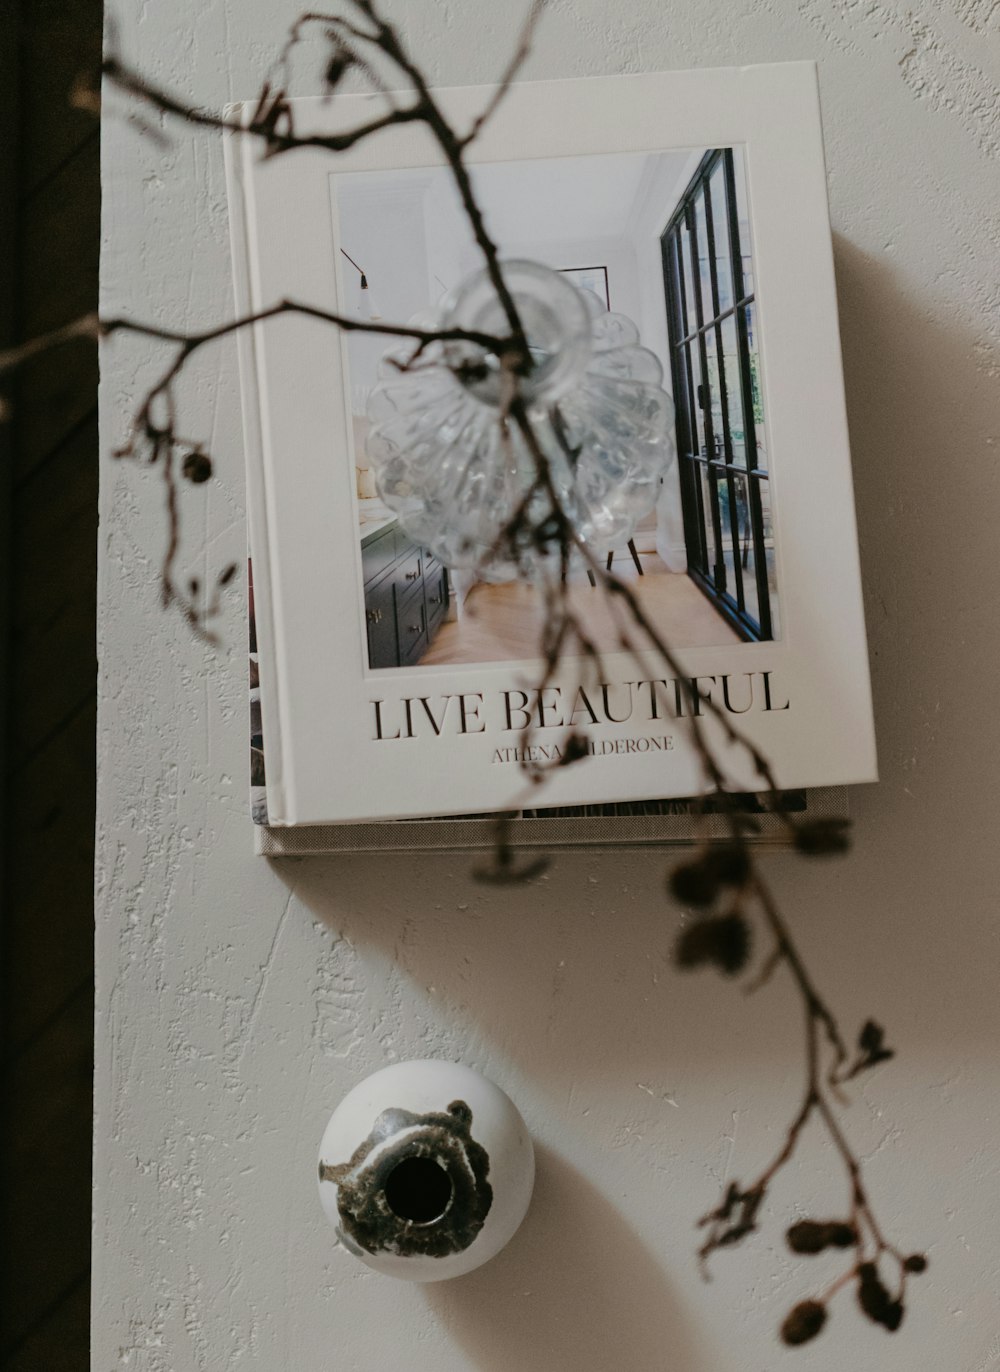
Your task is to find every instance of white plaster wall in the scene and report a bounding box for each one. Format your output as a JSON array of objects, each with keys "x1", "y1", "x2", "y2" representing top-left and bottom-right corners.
[{"x1": 95, "y1": 2, "x2": 1000, "y2": 1367}]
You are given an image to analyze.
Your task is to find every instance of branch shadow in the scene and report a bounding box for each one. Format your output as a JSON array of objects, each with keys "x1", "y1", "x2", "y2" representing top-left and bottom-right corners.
[
  {"x1": 289, "y1": 849, "x2": 782, "y2": 1084},
  {"x1": 424, "y1": 1143, "x2": 713, "y2": 1372}
]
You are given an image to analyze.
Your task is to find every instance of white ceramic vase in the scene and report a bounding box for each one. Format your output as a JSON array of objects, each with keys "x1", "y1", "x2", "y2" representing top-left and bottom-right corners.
[{"x1": 318, "y1": 1059, "x2": 534, "y2": 1281}]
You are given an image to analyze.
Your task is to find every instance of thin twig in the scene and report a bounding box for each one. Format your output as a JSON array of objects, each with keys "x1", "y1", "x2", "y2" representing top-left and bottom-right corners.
[
  {"x1": 0, "y1": 312, "x2": 100, "y2": 372},
  {"x1": 100, "y1": 299, "x2": 506, "y2": 358},
  {"x1": 460, "y1": 0, "x2": 547, "y2": 147}
]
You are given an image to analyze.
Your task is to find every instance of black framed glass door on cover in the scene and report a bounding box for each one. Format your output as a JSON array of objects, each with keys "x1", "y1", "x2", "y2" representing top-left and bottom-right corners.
[{"x1": 660, "y1": 148, "x2": 778, "y2": 642}]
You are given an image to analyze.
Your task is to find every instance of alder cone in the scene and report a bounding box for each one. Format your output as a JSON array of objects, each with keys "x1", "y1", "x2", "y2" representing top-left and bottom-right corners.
[
  {"x1": 674, "y1": 913, "x2": 751, "y2": 977},
  {"x1": 182, "y1": 450, "x2": 213, "y2": 483},
  {"x1": 669, "y1": 859, "x2": 719, "y2": 907},
  {"x1": 780, "y1": 1300, "x2": 827, "y2": 1346},
  {"x1": 786, "y1": 1219, "x2": 857, "y2": 1254},
  {"x1": 857, "y1": 1262, "x2": 905, "y2": 1331}
]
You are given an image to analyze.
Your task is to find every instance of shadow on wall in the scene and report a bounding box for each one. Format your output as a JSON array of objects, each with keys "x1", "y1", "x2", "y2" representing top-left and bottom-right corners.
[
  {"x1": 281, "y1": 239, "x2": 1000, "y2": 1100},
  {"x1": 290, "y1": 849, "x2": 800, "y2": 1086},
  {"x1": 831, "y1": 231, "x2": 1000, "y2": 880},
  {"x1": 831, "y1": 230, "x2": 991, "y2": 724},
  {"x1": 425, "y1": 1143, "x2": 711, "y2": 1372},
  {"x1": 257, "y1": 226, "x2": 998, "y2": 1372}
]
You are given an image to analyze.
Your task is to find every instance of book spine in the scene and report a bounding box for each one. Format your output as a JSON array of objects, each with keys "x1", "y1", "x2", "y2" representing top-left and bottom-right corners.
[{"x1": 225, "y1": 118, "x2": 290, "y2": 826}]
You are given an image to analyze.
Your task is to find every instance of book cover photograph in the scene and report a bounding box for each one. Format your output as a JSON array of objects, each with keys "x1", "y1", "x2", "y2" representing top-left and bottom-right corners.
[{"x1": 230, "y1": 63, "x2": 877, "y2": 827}]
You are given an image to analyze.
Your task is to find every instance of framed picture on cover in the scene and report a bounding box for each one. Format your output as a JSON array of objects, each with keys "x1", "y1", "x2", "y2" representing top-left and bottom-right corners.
[{"x1": 559, "y1": 265, "x2": 610, "y2": 309}]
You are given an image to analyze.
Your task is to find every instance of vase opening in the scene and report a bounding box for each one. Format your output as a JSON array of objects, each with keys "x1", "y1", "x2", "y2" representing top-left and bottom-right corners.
[
  {"x1": 383, "y1": 1155, "x2": 455, "y2": 1225},
  {"x1": 442, "y1": 259, "x2": 592, "y2": 410}
]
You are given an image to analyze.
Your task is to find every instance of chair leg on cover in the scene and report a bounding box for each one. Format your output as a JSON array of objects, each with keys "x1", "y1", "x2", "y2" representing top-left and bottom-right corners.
[{"x1": 628, "y1": 538, "x2": 644, "y2": 575}]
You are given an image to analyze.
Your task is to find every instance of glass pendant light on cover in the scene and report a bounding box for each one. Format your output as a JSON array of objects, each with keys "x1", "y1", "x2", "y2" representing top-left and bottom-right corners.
[{"x1": 365, "y1": 260, "x2": 674, "y2": 581}]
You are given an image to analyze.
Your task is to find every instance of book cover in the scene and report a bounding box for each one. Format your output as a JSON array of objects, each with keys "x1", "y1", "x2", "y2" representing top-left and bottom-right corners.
[{"x1": 228, "y1": 63, "x2": 877, "y2": 826}]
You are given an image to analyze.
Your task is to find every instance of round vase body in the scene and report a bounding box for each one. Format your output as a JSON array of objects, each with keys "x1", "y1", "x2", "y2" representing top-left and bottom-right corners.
[{"x1": 318, "y1": 1060, "x2": 534, "y2": 1282}]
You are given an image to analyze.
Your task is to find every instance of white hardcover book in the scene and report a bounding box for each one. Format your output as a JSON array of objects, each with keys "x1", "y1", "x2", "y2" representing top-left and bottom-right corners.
[{"x1": 227, "y1": 63, "x2": 877, "y2": 827}]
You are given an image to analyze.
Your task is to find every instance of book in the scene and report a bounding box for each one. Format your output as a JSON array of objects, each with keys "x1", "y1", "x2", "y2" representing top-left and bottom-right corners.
[
  {"x1": 228, "y1": 62, "x2": 877, "y2": 827},
  {"x1": 250, "y1": 553, "x2": 847, "y2": 847}
]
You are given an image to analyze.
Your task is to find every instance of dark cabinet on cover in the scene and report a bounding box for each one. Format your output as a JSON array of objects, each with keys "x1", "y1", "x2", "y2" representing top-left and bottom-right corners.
[{"x1": 362, "y1": 521, "x2": 449, "y2": 668}]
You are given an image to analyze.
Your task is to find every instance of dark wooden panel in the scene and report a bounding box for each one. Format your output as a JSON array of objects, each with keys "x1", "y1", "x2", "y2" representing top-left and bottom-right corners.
[
  {"x1": 9, "y1": 412, "x2": 98, "y2": 768},
  {"x1": 1, "y1": 0, "x2": 19, "y2": 850},
  {"x1": 3, "y1": 1274, "x2": 90, "y2": 1372},
  {"x1": 19, "y1": 135, "x2": 100, "y2": 336},
  {"x1": 1, "y1": 981, "x2": 93, "y2": 1353},
  {"x1": 4, "y1": 2, "x2": 108, "y2": 1366},
  {"x1": 15, "y1": 136, "x2": 100, "y2": 483},
  {"x1": 17, "y1": 0, "x2": 103, "y2": 199},
  {"x1": 3, "y1": 703, "x2": 95, "y2": 1055}
]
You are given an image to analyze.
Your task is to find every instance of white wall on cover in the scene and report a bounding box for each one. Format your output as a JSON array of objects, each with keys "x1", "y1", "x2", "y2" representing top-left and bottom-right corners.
[{"x1": 96, "y1": 1, "x2": 1000, "y2": 1368}]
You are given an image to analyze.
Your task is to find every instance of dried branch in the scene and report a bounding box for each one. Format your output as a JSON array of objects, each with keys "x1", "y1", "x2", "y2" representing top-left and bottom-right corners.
[
  {"x1": 98, "y1": 303, "x2": 512, "y2": 629},
  {"x1": 103, "y1": 55, "x2": 424, "y2": 156},
  {"x1": 103, "y1": 7, "x2": 533, "y2": 360},
  {"x1": 683, "y1": 864, "x2": 925, "y2": 1346},
  {"x1": 459, "y1": 0, "x2": 546, "y2": 148},
  {"x1": 102, "y1": 299, "x2": 505, "y2": 357},
  {"x1": 3, "y1": 1, "x2": 925, "y2": 1348}
]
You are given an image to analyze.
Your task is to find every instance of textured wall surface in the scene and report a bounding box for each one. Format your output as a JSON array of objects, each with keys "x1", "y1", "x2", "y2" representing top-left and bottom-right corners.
[{"x1": 95, "y1": 2, "x2": 1000, "y2": 1367}]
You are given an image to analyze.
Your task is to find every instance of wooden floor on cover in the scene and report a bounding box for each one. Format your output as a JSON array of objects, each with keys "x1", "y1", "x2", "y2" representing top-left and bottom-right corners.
[{"x1": 419, "y1": 551, "x2": 741, "y2": 667}]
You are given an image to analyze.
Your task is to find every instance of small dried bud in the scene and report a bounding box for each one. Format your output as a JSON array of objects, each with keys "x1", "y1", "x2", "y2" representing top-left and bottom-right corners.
[
  {"x1": 717, "y1": 1181, "x2": 741, "y2": 1221},
  {"x1": 793, "y1": 817, "x2": 851, "y2": 855},
  {"x1": 668, "y1": 857, "x2": 720, "y2": 907},
  {"x1": 786, "y1": 1219, "x2": 857, "y2": 1254},
  {"x1": 675, "y1": 913, "x2": 751, "y2": 977},
  {"x1": 182, "y1": 450, "x2": 213, "y2": 484},
  {"x1": 780, "y1": 1300, "x2": 827, "y2": 1346},
  {"x1": 823, "y1": 1221, "x2": 856, "y2": 1248},
  {"x1": 903, "y1": 1253, "x2": 928, "y2": 1274},
  {"x1": 669, "y1": 842, "x2": 750, "y2": 908},
  {"x1": 559, "y1": 732, "x2": 589, "y2": 767},
  {"x1": 217, "y1": 561, "x2": 239, "y2": 587},
  {"x1": 705, "y1": 841, "x2": 750, "y2": 887},
  {"x1": 857, "y1": 1261, "x2": 905, "y2": 1331},
  {"x1": 324, "y1": 52, "x2": 352, "y2": 88},
  {"x1": 849, "y1": 1019, "x2": 895, "y2": 1075}
]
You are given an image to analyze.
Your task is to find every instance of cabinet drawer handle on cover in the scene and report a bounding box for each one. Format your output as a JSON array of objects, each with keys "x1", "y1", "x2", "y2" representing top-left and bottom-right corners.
[
  {"x1": 366, "y1": 608, "x2": 382, "y2": 625},
  {"x1": 407, "y1": 622, "x2": 422, "y2": 635},
  {"x1": 405, "y1": 568, "x2": 420, "y2": 581}
]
